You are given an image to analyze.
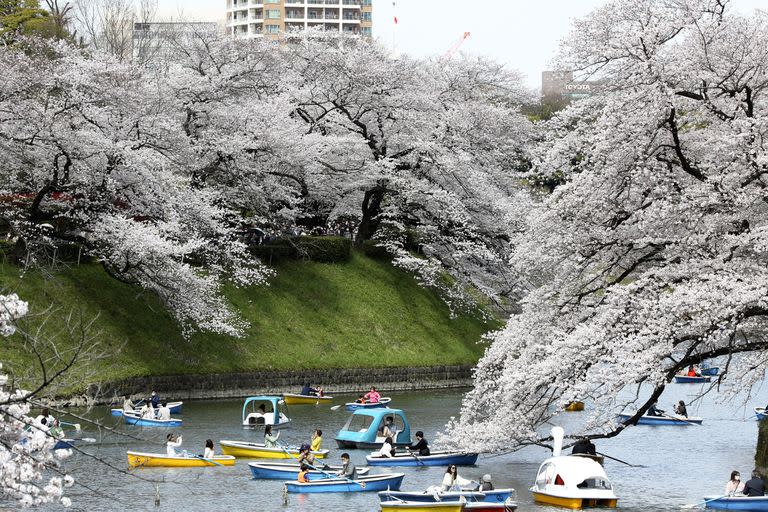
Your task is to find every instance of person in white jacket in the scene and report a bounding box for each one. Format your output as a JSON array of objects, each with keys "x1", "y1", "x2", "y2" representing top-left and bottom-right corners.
[
  {"x1": 441, "y1": 465, "x2": 473, "y2": 491},
  {"x1": 377, "y1": 437, "x2": 395, "y2": 458},
  {"x1": 166, "y1": 433, "x2": 182, "y2": 456},
  {"x1": 157, "y1": 402, "x2": 171, "y2": 421},
  {"x1": 203, "y1": 439, "x2": 215, "y2": 460}
]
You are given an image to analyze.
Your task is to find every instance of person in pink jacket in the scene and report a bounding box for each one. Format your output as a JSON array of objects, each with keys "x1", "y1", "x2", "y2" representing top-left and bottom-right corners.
[{"x1": 364, "y1": 387, "x2": 381, "y2": 403}]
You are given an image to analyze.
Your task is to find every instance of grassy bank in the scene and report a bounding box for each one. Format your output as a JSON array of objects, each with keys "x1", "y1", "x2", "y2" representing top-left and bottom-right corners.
[{"x1": 0, "y1": 252, "x2": 499, "y2": 385}]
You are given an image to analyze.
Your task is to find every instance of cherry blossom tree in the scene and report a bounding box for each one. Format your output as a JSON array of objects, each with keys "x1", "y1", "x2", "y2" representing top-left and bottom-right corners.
[{"x1": 443, "y1": 0, "x2": 768, "y2": 451}]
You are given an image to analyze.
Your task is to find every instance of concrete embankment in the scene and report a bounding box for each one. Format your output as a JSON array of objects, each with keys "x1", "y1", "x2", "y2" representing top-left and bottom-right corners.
[{"x1": 91, "y1": 365, "x2": 474, "y2": 405}]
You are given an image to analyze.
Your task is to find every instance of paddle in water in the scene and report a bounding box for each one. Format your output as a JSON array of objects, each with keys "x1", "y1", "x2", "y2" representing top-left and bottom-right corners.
[
  {"x1": 596, "y1": 451, "x2": 647, "y2": 468},
  {"x1": 681, "y1": 493, "x2": 730, "y2": 509}
]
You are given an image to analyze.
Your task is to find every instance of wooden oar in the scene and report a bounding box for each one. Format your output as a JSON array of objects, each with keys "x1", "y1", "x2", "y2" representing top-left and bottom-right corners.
[
  {"x1": 59, "y1": 421, "x2": 81, "y2": 431},
  {"x1": 596, "y1": 451, "x2": 646, "y2": 468},
  {"x1": 406, "y1": 449, "x2": 426, "y2": 466},
  {"x1": 681, "y1": 493, "x2": 729, "y2": 509},
  {"x1": 661, "y1": 412, "x2": 702, "y2": 427},
  {"x1": 330, "y1": 404, "x2": 343, "y2": 411}
]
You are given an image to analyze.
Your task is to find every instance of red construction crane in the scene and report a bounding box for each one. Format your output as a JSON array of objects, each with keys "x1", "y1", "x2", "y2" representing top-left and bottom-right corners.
[{"x1": 442, "y1": 31, "x2": 470, "y2": 60}]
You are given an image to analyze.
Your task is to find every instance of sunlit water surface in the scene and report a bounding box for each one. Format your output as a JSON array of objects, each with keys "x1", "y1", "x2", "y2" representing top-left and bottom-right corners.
[{"x1": 41, "y1": 386, "x2": 764, "y2": 511}]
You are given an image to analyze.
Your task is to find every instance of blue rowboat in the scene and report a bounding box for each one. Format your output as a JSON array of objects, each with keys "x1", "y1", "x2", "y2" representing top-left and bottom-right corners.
[
  {"x1": 379, "y1": 488, "x2": 515, "y2": 503},
  {"x1": 366, "y1": 450, "x2": 478, "y2": 467},
  {"x1": 617, "y1": 413, "x2": 702, "y2": 426},
  {"x1": 123, "y1": 412, "x2": 182, "y2": 427},
  {"x1": 248, "y1": 462, "x2": 369, "y2": 480},
  {"x1": 344, "y1": 397, "x2": 392, "y2": 412},
  {"x1": 674, "y1": 375, "x2": 712, "y2": 383},
  {"x1": 756, "y1": 408, "x2": 767, "y2": 421},
  {"x1": 283, "y1": 472, "x2": 404, "y2": 493},
  {"x1": 704, "y1": 495, "x2": 768, "y2": 510},
  {"x1": 700, "y1": 367, "x2": 720, "y2": 376},
  {"x1": 111, "y1": 401, "x2": 183, "y2": 416}
]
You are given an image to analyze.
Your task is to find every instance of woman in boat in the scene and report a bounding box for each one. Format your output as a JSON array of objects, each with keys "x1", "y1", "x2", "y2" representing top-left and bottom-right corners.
[
  {"x1": 300, "y1": 383, "x2": 322, "y2": 397},
  {"x1": 725, "y1": 470, "x2": 744, "y2": 495},
  {"x1": 674, "y1": 400, "x2": 688, "y2": 417},
  {"x1": 479, "y1": 474, "x2": 494, "y2": 491},
  {"x1": 166, "y1": 433, "x2": 182, "y2": 456},
  {"x1": 442, "y1": 465, "x2": 473, "y2": 491},
  {"x1": 122, "y1": 397, "x2": 134, "y2": 413},
  {"x1": 409, "y1": 431, "x2": 431, "y2": 456},
  {"x1": 264, "y1": 425, "x2": 280, "y2": 447},
  {"x1": 203, "y1": 439, "x2": 215, "y2": 459},
  {"x1": 298, "y1": 444, "x2": 316, "y2": 466},
  {"x1": 310, "y1": 429, "x2": 323, "y2": 452},
  {"x1": 298, "y1": 464, "x2": 310, "y2": 483},
  {"x1": 157, "y1": 401, "x2": 171, "y2": 421},
  {"x1": 364, "y1": 386, "x2": 381, "y2": 403},
  {"x1": 376, "y1": 436, "x2": 395, "y2": 458},
  {"x1": 687, "y1": 365, "x2": 699, "y2": 377}
]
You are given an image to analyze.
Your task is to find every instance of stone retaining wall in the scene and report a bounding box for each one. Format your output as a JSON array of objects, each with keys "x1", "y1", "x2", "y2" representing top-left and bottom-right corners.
[{"x1": 93, "y1": 365, "x2": 474, "y2": 405}]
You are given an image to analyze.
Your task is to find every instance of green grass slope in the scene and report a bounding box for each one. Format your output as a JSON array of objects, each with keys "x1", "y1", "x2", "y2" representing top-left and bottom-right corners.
[{"x1": 0, "y1": 252, "x2": 498, "y2": 383}]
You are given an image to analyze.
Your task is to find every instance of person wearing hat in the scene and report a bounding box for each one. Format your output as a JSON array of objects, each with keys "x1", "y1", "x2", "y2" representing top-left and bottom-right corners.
[
  {"x1": 298, "y1": 443, "x2": 316, "y2": 466},
  {"x1": 479, "y1": 474, "x2": 494, "y2": 491}
]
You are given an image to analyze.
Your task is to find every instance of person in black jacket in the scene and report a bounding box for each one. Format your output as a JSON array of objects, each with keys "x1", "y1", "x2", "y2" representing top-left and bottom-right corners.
[
  {"x1": 408, "y1": 431, "x2": 431, "y2": 456},
  {"x1": 743, "y1": 470, "x2": 765, "y2": 497},
  {"x1": 571, "y1": 437, "x2": 596, "y2": 456}
]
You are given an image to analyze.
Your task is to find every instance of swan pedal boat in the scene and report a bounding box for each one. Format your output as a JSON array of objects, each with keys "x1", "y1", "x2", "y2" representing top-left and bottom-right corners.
[
  {"x1": 704, "y1": 495, "x2": 768, "y2": 510},
  {"x1": 379, "y1": 488, "x2": 515, "y2": 503},
  {"x1": 674, "y1": 375, "x2": 712, "y2": 383},
  {"x1": 122, "y1": 411, "x2": 182, "y2": 427},
  {"x1": 248, "y1": 462, "x2": 369, "y2": 479},
  {"x1": 282, "y1": 393, "x2": 333, "y2": 405},
  {"x1": 617, "y1": 413, "x2": 703, "y2": 426},
  {"x1": 344, "y1": 397, "x2": 392, "y2": 411},
  {"x1": 366, "y1": 450, "x2": 479, "y2": 467},
  {"x1": 126, "y1": 451, "x2": 235, "y2": 468},
  {"x1": 283, "y1": 472, "x2": 405, "y2": 493},
  {"x1": 755, "y1": 408, "x2": 767, "y2": 421},
  {"x1": 532, "y1": 454, "x2": 618, "y2": 509},
  {"x1": 111, "y1": 401, "x2": 183, "y2": 416},
  {"x1": 220, "y1": 439, "x2": 328, "y2": 459}
]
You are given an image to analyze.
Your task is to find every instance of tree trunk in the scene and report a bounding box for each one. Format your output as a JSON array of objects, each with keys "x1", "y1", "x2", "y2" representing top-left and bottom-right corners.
[
  {"x1": 756, "y1": 418, "x2": 768, "y2": 476},
  {"x1": 355, "y1": 187, "x2": 384, "y2": 247}
]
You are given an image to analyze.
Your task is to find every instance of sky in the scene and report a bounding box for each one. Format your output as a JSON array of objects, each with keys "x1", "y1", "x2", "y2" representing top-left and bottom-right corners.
[{"x1": 155, "y1": 0, "x2": 767, "y2": 89}]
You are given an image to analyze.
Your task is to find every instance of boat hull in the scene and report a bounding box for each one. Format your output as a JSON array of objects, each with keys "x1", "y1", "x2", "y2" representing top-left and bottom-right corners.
[
  {"x1": 565, "y1": 401, "x2": 585, "y2": 412},
  {"x1": 704, "y1": 495, "x2": 768, "y2": 510},
  {"x1": 617, "y1": 413, "x2": 702, "y2": 426},
  {"x1": 220, "y1": 440, "x2": 328, "y2": 459},
  {"x1": 463, "y1": 503, "x2": 518, "y2": 512},
  {"x1": 700, "y1": 367, "x2": 720, "y2": 376},
  {"x1": 282, "y1": 393, "x2": 333, "y2": 405},
  {"x1": 366, "y1": 451, "x2": 478, "y2": 467},
  {"x1": 344, "y1": 397, "x2": 392, "y2": 411},
  {"x1": 283, "y1": 473, "x2": 404, "y2": 493},
  {"x1": 112, "y1": 401, "x2": 182, "y2": 416},
  {"x1": 126, "y1": 451, "x2": 235, "y2": 468},
  {"x1": 674, "y1": 375, "x2": 712, "y2": 383},
  {"x1": 378, "y1": 489, "x2": 514, "y2": 503},
  {"x1": 123, "y1": 414, "x2": 182, "y2": 427},
  {"x1": 380, "y1": 502, "x2": 463, "y2": 512},
  {"x1": 532, "y1": 492, "x2": 617, "y2": 509},
  {"x1": 248, "y1": 462, "x2": 368, "y2": 480}
]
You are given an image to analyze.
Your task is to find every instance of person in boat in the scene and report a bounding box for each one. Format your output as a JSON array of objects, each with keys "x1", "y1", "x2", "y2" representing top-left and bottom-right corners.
[
  {"x1": 203, "y1": 439, "x2": 215, "y2": 459},
  {"x1": 150, "y1": 391, "x2": 160, "y2": 409},
  {"x1": 297, "y1": 464, "x2": 310, "y2": 483},
  {"x1": 381, "y1": 416, "x2": 398, "y2": 439},
  {"x1": 264, "y1": 425, "x2": 280, "y2": 447},
  {"x1": 409, "y1": 431, "x2": 431, "y2": 456},
  {"x1": 35, "y1": 408, "x2": 55, "y2": 429},
  {"x1": 157, "y1": 401, "x2": 171, "y2": 421},
  {"x1": 122, "y1": 397, "x2": 134, "y2": 413},
  {"x1": 48, "y1": 418, "x2": 64, "y2": 440},
  {"x1": 725, "y1": 470, "x2": 745, "y2": 495},
  {"x1": 571, "y1": 437, "x2": 596, "y2": 456},
  {"x1": 336, "y1": 452, "x2": 357, "y2": 480},
  {"x1": 310, "y1": 429, "x2": 323, "y2": 452},
  {"x1": 355, "y1": 394, "x2": 366, "y2": 404},
  {"x1": 141, "y1": 403, "x2": 156, "y2": 419},
  {"x1": 377, "y1": 436, "x2": 395, "y2": 458},
  {"x1": 477, "y1": 474, "x2": 494, "y2": 491},
  {"x1": 647, "y1": 402, "x2": 664, "y2": 417},
  {"x1": 442, "y1": 464, "x2": 473, "y2": 491},
  {"x1": 674, "y1": 400, "x2": 688, "y2": 417},
  {"x1": 298, "y1": 444, "x2": 316, "y2": 466},
  {"x1": 300, "y1": 383, "x2": 322, "y2": 397},
  {"x1": 742, "y1": 470, "x2": 765, "y2": 497},
  {"x1": 166, "y1": 433, "x2": 182, "y2": 456},
  {"x1": 364, "y1": 386, "x2": 381, "y2": 404}
]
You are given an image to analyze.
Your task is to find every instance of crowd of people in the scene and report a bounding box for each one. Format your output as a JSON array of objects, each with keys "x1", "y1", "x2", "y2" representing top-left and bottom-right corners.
[{"x1": 122, "y1": 391, "x2": 173, "y2": 421}]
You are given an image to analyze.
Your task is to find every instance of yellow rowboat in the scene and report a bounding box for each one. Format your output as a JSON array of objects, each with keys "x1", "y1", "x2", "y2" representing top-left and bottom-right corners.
[
  {"x1": 380, "y1": 502, "x2": 463, "y2": 512},
  {"x1": 126, "y1": 451, "x2": 235, "y2": 468},
  {"x1": 219, "y1": 440, "x2": 329, "y2": 459},
  {"x1": 565, "y1": 401, "x2": 585, "y2": 412},
  {"x1": 282, "y1": 393, "x2": 334, "y2": 405}
]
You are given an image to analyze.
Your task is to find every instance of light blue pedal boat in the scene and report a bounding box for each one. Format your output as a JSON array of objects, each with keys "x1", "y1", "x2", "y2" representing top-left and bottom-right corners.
[{"x1": 283, "y1": 472, "x2": 404, "y2": 493}]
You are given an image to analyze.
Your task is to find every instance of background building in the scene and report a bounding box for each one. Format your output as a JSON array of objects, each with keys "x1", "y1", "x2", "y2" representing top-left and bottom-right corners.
[
  {"x1": 541, "y1": 70, "x2": 600, "y2": 102},
  {"x1": 133, "y1": 22, "x2": 220, "y2": 63},
  {"x1": 225, "y1": 0, "x2": 373, "y2": 39}
]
